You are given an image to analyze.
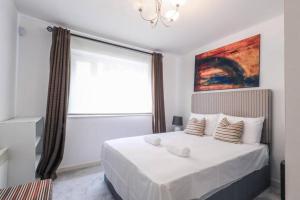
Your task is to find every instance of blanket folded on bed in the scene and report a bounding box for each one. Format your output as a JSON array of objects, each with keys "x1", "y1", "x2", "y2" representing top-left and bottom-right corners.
[
  {"x1": 144, "y1": 135, "x2": 161, "y2": 146},
  {"x1": 166, "y1": 145, "x2": 191, "y2": 157}
]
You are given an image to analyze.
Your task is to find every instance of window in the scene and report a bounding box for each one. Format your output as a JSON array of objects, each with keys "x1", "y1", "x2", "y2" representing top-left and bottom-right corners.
[{"x1": 68, "y1": 37, "x2": 152, "y2": 115}]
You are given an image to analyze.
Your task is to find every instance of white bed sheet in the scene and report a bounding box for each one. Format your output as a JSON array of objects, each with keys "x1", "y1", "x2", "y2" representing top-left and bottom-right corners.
[{"x1": 101, "y1": 131, "x2": 269, "y2": 200}]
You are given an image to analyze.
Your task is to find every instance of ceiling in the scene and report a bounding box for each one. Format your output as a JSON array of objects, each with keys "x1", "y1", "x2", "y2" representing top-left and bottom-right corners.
[{"x1": 15, "y1": 0, "x2": 283, "y2": 54}]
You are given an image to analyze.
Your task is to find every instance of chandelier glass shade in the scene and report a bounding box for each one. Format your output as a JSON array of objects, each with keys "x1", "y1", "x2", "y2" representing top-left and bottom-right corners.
[{"x1": 137, "y1": 0, "x2": 187, "y2": 27}]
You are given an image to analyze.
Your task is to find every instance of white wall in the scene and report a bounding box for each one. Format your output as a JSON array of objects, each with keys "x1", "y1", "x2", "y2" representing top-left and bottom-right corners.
[
  {"x1": 0, "y1": 0, "x2": 18, "y2": 121},
  {"x1": 163, "y1": 53, "x2": 182, "y2": 131},
  {"x1": 16, "y1": 14, "x2": 181, "y2": 168},
  {"x1": 178, "y1": 15, "x2": 285, "y2": 187},
  {"x1": 285, "y1": 0, "x2": 300, "y2": 199},
  {"x1": 16, "y1": 15, "x2": 51, "y2": 118},
  {"x1": 61, "y1": 115, "x2": 152, "y2": 168}
]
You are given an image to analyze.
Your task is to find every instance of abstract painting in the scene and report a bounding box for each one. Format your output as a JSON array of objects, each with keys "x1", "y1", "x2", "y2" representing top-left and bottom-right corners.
[{"x1": 194, "y1": 35, "x2": 260, "y2": 91}]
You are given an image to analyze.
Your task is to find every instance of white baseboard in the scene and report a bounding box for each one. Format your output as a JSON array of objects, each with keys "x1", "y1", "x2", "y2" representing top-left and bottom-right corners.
[{"x1": 57, "y1": 160, "x2": 101, "y2": 174}]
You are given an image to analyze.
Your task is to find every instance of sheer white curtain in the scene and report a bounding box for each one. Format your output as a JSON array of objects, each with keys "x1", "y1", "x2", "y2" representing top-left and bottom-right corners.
[{"x1": 69, "y1": 37, "x2": 152, "y2": 114}]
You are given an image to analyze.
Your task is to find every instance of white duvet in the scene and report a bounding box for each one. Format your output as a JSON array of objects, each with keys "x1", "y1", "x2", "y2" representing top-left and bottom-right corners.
[{"x1": 101, "y1": 131, "x2": 269, "y2": 200}]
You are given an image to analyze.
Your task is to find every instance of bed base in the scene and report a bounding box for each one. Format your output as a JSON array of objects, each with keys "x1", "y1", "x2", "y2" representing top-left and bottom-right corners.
[
  {"x1": 104, "y1": 175, "x2": 123, "y2": 200},
  {"x1": 104, "y1": 165, "x2": 270, "y2": 200}
]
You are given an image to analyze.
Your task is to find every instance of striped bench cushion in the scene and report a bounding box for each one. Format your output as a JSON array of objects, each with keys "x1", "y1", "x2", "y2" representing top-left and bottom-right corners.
[
  {"x1": 0, "y1": 179, "x2": 52, "y2": 200},
  {"x1": 184, "y1": 118, "x2": 206, "y2": 136},
  {"x1": 214, "y1": 118, "x2": 244, "y2": 143}
]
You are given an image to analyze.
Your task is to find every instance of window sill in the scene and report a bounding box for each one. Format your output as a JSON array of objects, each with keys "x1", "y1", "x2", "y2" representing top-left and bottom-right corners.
[{"x1": 67, "y1": 113, "x2": 152, "y2": 118}]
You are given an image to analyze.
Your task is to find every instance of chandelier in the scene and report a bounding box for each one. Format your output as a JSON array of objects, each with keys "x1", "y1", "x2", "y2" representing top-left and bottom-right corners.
[{"x1": 137, "y1": 0, "x2": 187, "y2": 27}]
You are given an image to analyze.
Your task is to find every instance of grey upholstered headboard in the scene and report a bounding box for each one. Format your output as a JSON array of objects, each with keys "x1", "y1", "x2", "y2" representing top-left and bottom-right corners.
[{"x1": 191, "y1": 89, "x2": 272, "y2": 146}]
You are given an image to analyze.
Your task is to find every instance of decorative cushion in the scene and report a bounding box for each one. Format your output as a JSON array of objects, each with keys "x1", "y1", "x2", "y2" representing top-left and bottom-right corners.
[
  {"x1": 190, "y1": 113, "x2": 220, "y2": 136},
  {"x1": 214, "y1": 118, "x2": 244, "y2": 143},
  {"x1": 184, "y1": 118, "x2": 206, "y2": 136},
  {"x1": 217, "y1": 114, "x2": 265, "y2": 144}
]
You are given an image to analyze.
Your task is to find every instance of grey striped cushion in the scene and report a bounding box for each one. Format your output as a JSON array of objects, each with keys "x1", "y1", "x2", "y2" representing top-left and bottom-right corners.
[
  {"x1": 214, "y1": 118, "x2": 244, "y2": 143},
  {"x1": 184, "y1": 118, "x2": 206, "y2": 136}
]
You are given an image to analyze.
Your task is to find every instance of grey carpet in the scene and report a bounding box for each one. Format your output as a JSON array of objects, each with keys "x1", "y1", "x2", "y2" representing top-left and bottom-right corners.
[
  {"x1": 53, "y1": 166, "x2": 114, "y2": 200},
  {"x1": 53, "y1": 166, "x2": 279, "y2": 200}
]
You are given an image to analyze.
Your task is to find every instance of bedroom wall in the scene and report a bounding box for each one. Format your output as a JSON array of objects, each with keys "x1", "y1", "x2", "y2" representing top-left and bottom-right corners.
[
  {"x1": 16, "y1": 15, "x2": 51, "y2": 118},
  {"x1": 0, "y1": 0, "x2": 18, "y2": 121},
  {"x1": 178, "y1": 14, "x2": 284, "y2": 188},
  {"x1": 285, "y1": 0, "x2": 300, "y2": 199},
  {"x1": 15, "y1": 14, "x2": 181, "y2": 169}
]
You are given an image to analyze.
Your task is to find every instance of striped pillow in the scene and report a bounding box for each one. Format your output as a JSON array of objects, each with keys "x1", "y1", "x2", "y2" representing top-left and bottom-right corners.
[
  {"x1": 184, "y1": 118, "x2": 206, "y2": 136},
  {"x1": 214, "y1": 118, "x2": 244, "y2": 143}
]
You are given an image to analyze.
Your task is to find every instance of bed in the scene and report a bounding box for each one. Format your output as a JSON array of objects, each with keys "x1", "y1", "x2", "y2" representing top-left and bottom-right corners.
[{"x1": 102, "y1": 89, "x2": 272, "y2": 200}]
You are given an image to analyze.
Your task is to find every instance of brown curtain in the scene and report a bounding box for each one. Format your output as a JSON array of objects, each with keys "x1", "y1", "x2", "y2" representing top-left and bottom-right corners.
[
  {"x1": 36, "y1": 27, "x2": 71, "y2": 179},
  {"x1": 152, "y1": 53, "x2": 166, "y2": 133}
]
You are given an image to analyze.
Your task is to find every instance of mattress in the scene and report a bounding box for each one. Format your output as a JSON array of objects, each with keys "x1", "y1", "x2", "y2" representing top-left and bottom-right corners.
[{"x1": 101, "y1": 131, "x2": 269, "y2": 200}]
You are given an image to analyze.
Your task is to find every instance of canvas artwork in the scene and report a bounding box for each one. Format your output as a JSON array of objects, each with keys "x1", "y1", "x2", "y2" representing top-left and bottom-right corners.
[{"x1": 194, "y1": 35, "x2": 260, "y2": 91}]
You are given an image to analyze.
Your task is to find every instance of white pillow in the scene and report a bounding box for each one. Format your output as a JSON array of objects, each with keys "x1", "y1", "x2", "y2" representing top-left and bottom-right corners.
[
  {"x1": 215, "y1": 114, "x2": 265, "y2": 144},
  {"x1": 189, "y1": 113, "x2": 220, "y2": 136}
]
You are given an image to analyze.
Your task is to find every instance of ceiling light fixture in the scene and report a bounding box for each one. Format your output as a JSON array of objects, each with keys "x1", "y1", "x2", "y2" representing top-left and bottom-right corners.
[{"x1": 137, "y1": 0, "x2": 187, "y2": 27}]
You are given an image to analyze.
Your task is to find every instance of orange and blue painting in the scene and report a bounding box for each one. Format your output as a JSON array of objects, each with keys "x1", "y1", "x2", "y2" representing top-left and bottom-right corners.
[{"x1": 194, "y1": 35, "x2": 260, "y2": 91}]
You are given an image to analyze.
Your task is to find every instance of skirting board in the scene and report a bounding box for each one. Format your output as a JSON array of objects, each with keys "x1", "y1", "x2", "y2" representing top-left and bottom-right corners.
[{"x1": 57, "y1": 160, "x2": 101, "y2": 174}]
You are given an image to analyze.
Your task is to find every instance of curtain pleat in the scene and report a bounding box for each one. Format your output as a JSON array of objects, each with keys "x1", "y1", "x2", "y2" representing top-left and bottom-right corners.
[
  {"x1": 152, "y1": 53, "x2": 166, "y2": 133},
  {"x1": 36, "y1": 27, "x2": 71, "y2": 179}
]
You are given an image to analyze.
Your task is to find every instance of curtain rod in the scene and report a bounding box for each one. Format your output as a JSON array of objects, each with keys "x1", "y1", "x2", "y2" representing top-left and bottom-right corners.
[{"x1": 46, "y1": 26, "x2": 154, "y2": 56}]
